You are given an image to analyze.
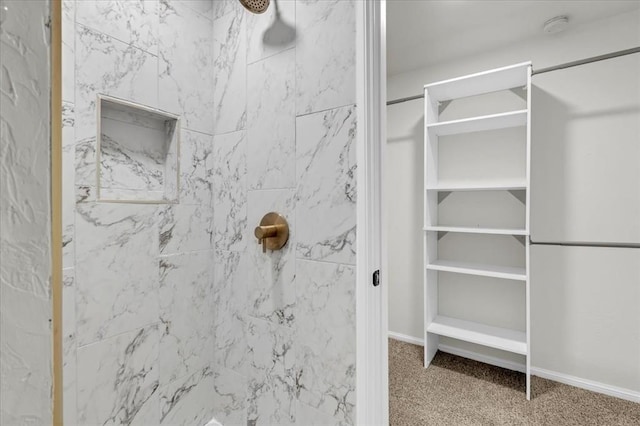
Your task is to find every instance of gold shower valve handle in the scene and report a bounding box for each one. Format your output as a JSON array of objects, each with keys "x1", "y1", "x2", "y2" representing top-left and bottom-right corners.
[{"x1": 254, "y1": 212, "x2": 289, "y2": 254}]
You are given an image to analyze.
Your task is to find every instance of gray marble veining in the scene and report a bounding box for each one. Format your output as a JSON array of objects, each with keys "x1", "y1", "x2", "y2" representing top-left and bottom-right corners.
[
  {"x1": 213, "y1": 130, "x2": 247, "y2": 251},
  {"x1": 213, "y1": 6, "x2": 247, "y2": 135},
  {"x1": 213, "y1": 250, "x2": 249, "y2": 375},
  {"x1": 212, "y1": 367, "x2": 247, "y2": 426},
  {"x1": 159, "y1": 251, "x2": 215, "y2": 386},
  {"x1": 77, "y1": 325, "x2": 160, "y2": 425},
  {"x1": 247, "y1": 189, "x2": 296, "y2": 326},
  {"x1": 159, "y1": 0, "x2": 214, "y2": 134},
  {"x1": 247, "y1": 48, "x2": 296, "y2": 190},
  {"x1": 247, "y1": 317, "x2": 297, "y2": 426},
  {"x1": 76, "y1": 0, "x2": 159, "y2": 55},
  {"x1": 180, "y1": 129, "x2": 214, "y2": 205},
  {"x1": 75, "y1": 203, "x2": 159, "y2": 346},
  {"x1": 75, "y1": 24, "x2": 158, "y2": 195},
  {"x1": 296, "y1": 0, "x2": 356, "y2": 115},
  {"x1": 158, "y1": 365, "x2": 216, "y2": 426},
  {"x1": 296, "y1": 105, "x2": 357, "y2": 265},
  {"x1": 295, "y1": 259, "x2": 356, "y2": 425},
  {"x1": 62, "y1": 102, "x2": 75, "y2": 268}
]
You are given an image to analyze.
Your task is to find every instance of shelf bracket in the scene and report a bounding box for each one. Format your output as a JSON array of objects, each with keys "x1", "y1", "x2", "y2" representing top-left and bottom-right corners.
[
  {"x1": 508, "y1": 190, "x2": 526, "y2": 204},
  {"x1": 437, "y1": 231, "x2": 449, "y2": 241},
  {"x1": 509, "y1": 87, "x2": 528, "y2": 101},
  {"x1": 438, "y1": 191, "x2": 452, "y2": 204},
  {"x1": 513, "y1": 235, "x2": 526, "y2": 245},
  {"x1": 438, "y1": 100, "x2": 452, "y2": 114}
]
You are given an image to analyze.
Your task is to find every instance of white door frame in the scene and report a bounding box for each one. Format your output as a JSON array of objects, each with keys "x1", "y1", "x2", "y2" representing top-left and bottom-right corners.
[{"x1": 355, "y1": 1, "x2": 388, "y2": 425}]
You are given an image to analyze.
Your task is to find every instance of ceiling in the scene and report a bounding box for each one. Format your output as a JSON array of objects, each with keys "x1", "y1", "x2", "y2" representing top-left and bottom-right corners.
[{"x1": 387, "y1": 0, "x2": 640, "y2": 76}]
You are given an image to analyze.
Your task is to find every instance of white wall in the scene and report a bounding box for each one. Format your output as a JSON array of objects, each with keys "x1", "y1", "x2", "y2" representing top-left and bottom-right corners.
[
  {"x1": 0, "y1": 1, "x2": 53, "y2": 423},
  {"x1": 387, "y1": 9, "x2": 640, "y2": 393}
]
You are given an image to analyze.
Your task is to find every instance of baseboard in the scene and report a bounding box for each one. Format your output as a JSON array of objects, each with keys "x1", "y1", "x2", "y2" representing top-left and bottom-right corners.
[
  {"x1": 388, "y1": 331, "x2": 640, "y2": 403},
  {"x1": 388, "y1": 331, "x2": 424, "y2": 346},
  {"x1": 530, "y1": 367, "x2": 640, "y2": 404}
]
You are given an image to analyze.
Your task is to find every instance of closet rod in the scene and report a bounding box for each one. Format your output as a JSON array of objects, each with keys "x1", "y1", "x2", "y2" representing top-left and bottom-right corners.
[
  {"x1": 386, "y1": 46, "x2": 640, "y2": 106},
  {"x1": 532, "y1": 46, "x2": 640, "y2": 75},
  {"x1": 530, "y1": 240, "x2": 640, "y2": 249}
]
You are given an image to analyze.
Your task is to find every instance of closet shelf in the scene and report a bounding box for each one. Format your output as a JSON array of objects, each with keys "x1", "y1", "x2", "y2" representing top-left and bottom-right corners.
[
  {"x1": 426, "y1": 110, "x2": 527, "y2": 136},
  {"x1": 424, "y1": 61, "x2": 531, "y2": 101},
  {"x1": 426, "y1": 180, "x2": 527, "y2": 191},
  {"x1": 427, "y1": 315, "x2": 527, "y2": 355},
  {"x1": 424, "y1": 225, "x2": 528, "y2": 236},
  {"x1": 427, "y1": 260, "x2": 526, "y2": 281}
]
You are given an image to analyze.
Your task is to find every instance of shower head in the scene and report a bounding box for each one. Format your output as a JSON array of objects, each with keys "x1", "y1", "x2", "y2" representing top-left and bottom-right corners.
[{"x1": 239, "y1": 0, "x2": 270, "y2": 14}]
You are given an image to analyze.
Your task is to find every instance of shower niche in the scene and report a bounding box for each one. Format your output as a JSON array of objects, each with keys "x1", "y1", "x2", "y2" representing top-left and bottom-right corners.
[{"x1": 97, "y1": 95, "x2": 180, "y2": 203}]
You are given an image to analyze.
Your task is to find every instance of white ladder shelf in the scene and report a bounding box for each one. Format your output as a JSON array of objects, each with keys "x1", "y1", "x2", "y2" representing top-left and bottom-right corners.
[{"x1": 423, "y1": 62, "x2": 532, "y2": 399}]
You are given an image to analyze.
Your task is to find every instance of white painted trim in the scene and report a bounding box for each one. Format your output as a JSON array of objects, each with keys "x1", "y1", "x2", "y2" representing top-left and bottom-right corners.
[
  {"x1": 388, "y1": 331, "x2": 424, "y2": 347},
  {"x1": 356, "y1": 0, "x2": 387, "y2": 425},
  {"x1": 530, "y1": 367, "x2": 640, "y2": 404},
  {"x1": 387, "y1": 333, "x2": 640, "y2": 403}
]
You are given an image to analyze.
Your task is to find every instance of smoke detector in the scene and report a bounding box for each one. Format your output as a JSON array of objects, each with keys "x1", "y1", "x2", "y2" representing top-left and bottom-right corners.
[{"x1": 543, "y1": 16, "x2": 569, "y2": 34}]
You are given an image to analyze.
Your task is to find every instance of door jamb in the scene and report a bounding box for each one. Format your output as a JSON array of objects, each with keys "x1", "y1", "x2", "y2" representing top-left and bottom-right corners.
[{"x1": 355, "y1": 1, "x2": 388, "y2": 424}]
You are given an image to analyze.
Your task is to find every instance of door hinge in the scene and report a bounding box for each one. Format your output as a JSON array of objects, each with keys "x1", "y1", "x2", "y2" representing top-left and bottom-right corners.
[{"x1": 372, "y1": 270, "x2": 380, "y2": 287}]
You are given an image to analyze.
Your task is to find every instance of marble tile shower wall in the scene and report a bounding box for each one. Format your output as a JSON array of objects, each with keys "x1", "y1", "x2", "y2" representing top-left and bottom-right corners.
[
  {"x1": 63, "y1": 0, "x2": 356, "y2": 425},
  {"x1": 210, "y1": 1, "x2": 357, "y2": 425},
  {"x1": 62, "y1": 1, "x2": 217, "y2": 424}
]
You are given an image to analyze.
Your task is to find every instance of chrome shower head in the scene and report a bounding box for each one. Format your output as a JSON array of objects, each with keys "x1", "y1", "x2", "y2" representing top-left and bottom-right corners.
[{"x1": 239, "y1": 0, "x2": 270, "y2": 14}]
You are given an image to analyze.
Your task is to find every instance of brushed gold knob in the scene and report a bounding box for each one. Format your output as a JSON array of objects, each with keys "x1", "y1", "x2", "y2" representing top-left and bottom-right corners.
[{"x1": 254, "y1": 212, "x2": 289, "y2": 253}]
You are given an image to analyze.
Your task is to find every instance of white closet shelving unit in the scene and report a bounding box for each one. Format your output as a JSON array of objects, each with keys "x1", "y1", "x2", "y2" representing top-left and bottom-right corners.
[{"x1": 423, "y1": 62, "x2": 532, "y2": 399}]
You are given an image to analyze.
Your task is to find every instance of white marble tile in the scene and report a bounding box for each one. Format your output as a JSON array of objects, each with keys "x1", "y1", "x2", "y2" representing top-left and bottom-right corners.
[
  {"x1": 212, "y1": 0, "x2": 238, "y2": 19},
  {"x1": 159, "y1": 250, "x2": 214, "y2": 385},
  {"x1": 62, "y1": 268, "x2": 77, "y2": 426},
  {"x1": 158, "y1": 204, "x2": 214, "y2": 255},
  {"x1": 179, "y1": 129, "x2": 214, "y2": 205},
  {"x1": 295, "y1": 260, "x2": 356, "y2": 425},
  {"x1": 76, "y1": 0, "x2": 159, "y2": 54},
  {"x1": 177, "y1": 0, "x2": 214, "y2": 19},
  {"x1": 246, "y1": 0, "x2": 296, "y2": 64},
  {"x1": 213, "y1": 131, "x2": 247, "y2": 251},
  {"x1": 159, "y1": 0, "x2": 214, "y2": 134},
  {"x1": 247, "y1": 48, "x2": 296, "y2": 190},
  {"x1": 212, "y1": 6, "x2": 246, "y2": 135},
  {"x1": 246, "y1": 317, "x2": 297, "y2": 426},
  {"x1": 296, "y1": 0, "x2": 356, "y2": 115},
  {"x1": 62, "y1": 102, "x2": 75, "y2": 268},
  {"x1": 247, "y1": 189, "x2": 296, "y2": 325},
  {"x1": 62, "y1": 0, "x2": 75, "y2": 103},
  {"x1": 159, "y1": 365, "x2": 216, "y2": 425},
  {"x1": 99, "y1": 115, "x2": 168, "y2": 195},
  {"x1": 75, "y1": 24, "x2": 158, "y2": 192},
  {"x1": 77, "y1": 325, "x2": 160, "y2": 425},
  {"x1": 75, "y1": 203, "x2": 159, "y2": 346},
  {"x1": 213, "y1": 250, "x2": 248, "y2": 374},
  {"x1": 212, "y1": 366, "x2": 247, "y2": 426},
  {"x1": 296, "y1": 401, "x2": 351, "y2": 426},
  {"x1": 296, "y1": 105, "x2": 357, "y2": 264}
]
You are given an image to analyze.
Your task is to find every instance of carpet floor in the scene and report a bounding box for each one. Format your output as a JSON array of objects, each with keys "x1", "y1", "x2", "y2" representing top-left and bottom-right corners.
[{"x1": 389, "y1": 339, "x2": 640, "y2": 425}]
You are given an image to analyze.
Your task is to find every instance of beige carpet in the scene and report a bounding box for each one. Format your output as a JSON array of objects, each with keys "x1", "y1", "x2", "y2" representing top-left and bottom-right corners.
[{"x1": 389, "y1": 339, "x2": 640, "y2": 425}]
